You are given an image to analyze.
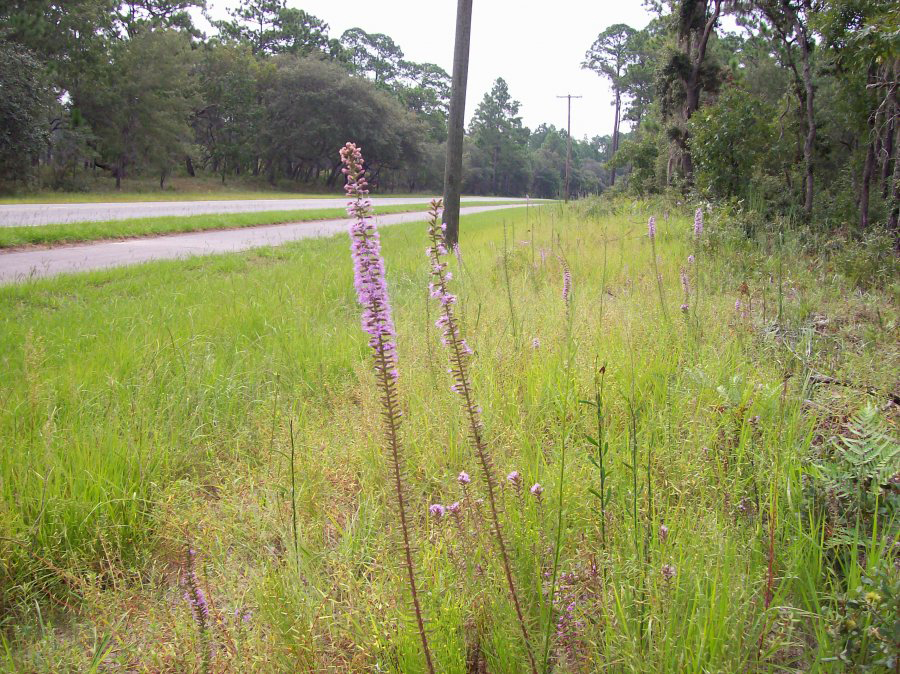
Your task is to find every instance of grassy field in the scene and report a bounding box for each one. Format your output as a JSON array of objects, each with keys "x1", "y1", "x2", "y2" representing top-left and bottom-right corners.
[
  {"x1": 0, "y1": 201, "x2": 521, "y2": 248},
  {"x1": 1, "y1": 201, "x2": 897, "y2": 671}
]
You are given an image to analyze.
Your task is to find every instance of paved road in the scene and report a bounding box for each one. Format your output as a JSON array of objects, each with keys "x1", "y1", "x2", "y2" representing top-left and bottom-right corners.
[
  {"x1": 0, "y1": 196, "x2": 525, "y2": 227},
  {"x1": 0, "y1": 204, "x2": 528, "y2": 284}
]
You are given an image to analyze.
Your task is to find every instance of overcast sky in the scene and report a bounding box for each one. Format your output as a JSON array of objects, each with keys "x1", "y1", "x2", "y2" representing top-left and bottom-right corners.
[{"x1": 198, "y1": 1, "x2": 657, "y2": 140}]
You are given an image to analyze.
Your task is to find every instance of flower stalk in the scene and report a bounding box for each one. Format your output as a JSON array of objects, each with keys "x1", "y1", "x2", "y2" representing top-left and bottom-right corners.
[
  {"x1": 340, "y1": 142, "x2": 435, "y2": 674},
  {"x1": 426, "y1": 199, "x2": 537, "y2": 673}
]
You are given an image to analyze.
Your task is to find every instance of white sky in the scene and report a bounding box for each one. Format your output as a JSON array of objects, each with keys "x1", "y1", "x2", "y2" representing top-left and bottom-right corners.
[{"x1": 198, "y1": 1, "x2": 657, "y2": 140}]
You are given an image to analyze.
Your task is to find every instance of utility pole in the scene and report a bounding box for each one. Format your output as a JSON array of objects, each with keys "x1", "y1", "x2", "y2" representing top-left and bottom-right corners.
[
  {"x1": 556, "y1": 94, "x2": 581, "y2": 202},
  {"x1": 442, "y1": 0, "x2": 474, "y2": 246}
]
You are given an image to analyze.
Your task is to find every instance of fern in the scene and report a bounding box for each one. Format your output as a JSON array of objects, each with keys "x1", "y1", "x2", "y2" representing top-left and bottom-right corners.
[{"x1": 816, "y1": 404, "x2": 899, "y2": 504}]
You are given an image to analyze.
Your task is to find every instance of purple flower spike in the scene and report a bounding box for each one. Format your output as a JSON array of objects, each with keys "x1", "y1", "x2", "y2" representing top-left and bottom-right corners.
[
  {"x1": 532, "y1": 337, "x2": 540, "y2": 350},
  {"x1": 694, "y1": 207, "x2": 703, "y2": 237},
  {"x1": 648, "y1": 216, "x2": 656, "y2": 239},
  {"x1": 661, "y1": 563, "x2": 677, "y2": 581},
  {"x1": 340, "y1": 142, "x2": 398, "y2": 381},
  {"x1": 659, "y1": 524, "x2": 669, "y2": 543},
  {"x1": 507, "y1": 470, "x2": 521, "y2": 486},
  {"x1": 448, "y1": 501, "x2": 461, "y2": 514},
  {"x1": 688, "y1": 254, "x2": 695, "y2": 264},
  {"x1": 458, "y1": 471, "x2": 471, "y2": 485},
  {"x1": 341, "y1": 142, "x2": 435, "y2": 672},
  {"x1": 429, "y1": 504, "x2": 446, "y2": 518},
  {"x1": 530, "y1": 483, "x2": 543, "y2": 499}
]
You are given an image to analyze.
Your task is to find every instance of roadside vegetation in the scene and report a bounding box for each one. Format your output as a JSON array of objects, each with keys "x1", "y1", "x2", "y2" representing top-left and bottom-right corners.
[
  {"x1": 1, "y1": 198, "x2": 896, "y2": 671},
  {"x1": 0, "y1": 201, "x2": 522, "y2": 249}
]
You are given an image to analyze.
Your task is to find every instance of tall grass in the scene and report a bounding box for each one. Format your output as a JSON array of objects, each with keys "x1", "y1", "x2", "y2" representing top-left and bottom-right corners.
[{"x1": 0, "y1": 199, "x2": 897, "y2": 671}]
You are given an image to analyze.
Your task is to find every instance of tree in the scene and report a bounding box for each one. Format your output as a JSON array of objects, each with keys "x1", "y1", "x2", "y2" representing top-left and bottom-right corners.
[
  {"x1": 689, "y1": 86, "x2": 778, "y2": 198},
  {"x1": 74, "y1": 29, "x2": 196, "y2": 188},
  {"x1": 340, "y1": 28, "x2": 405, "y2": 88},
  {"x1": 396, "y1": 61, "x2": 451, "y2": 141},
  {"x1": 193, "y1": 43, "x2": 263, "y2": 181},
  {"x1": 257, "y1": 56, "x2": 423, "y2": 187},
  {"x1": 468, "y1": 78, "x2": 530, "y2": 195},
  {"x1": 0, "y1": 41, "x2": 50, "y2": 186},
  {"x1": 751, "y1": 0, "x2": 816, "y2": 217},
  {"x1": 656, "y1": 0, "x2": 724, "y2": 184},
  {"x1": 214, "y1": 0, "x2": 333, "y2": 57},
  {"x1": 583, "y1": 24, "x2": 637, "y2": 185}
]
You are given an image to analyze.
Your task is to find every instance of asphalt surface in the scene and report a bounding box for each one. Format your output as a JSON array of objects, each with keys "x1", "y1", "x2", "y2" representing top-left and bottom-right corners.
[
  {"x1": 0, "y1": 204, "x2": 528, "y2": 284},
  {"x1": 0, "y1": 196, "x2": 524, "y2": 227}
]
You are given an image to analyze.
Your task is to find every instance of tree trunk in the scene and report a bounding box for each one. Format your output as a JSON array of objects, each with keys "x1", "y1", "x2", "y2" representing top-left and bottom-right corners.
[
  {"x1": 442, "y1": 0, "x2": 474, "y2": 246},
  {"x1": 796, "y1": 24, "x2": 815, "y2": 217},
  {"x1": 888, "y1": 160, "x2": 899, "y2": 248},
  {"x1": 611, "y1": 89, "x2": 621, "y2": 186},
  {"x1": 185, "y1": 155, "x2": 195, "y2": 177},
  {"x1": 861, "y1": 134, "x2": 876, "y2": 229}
]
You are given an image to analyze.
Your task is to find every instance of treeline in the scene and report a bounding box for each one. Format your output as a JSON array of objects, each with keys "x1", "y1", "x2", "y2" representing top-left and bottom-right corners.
[
  {"x1": 0, "y1": 0, "x2": 612, "y2": 197},
  {"x1": 583, "y1": 0, "x2": 898, "y2": 233}
]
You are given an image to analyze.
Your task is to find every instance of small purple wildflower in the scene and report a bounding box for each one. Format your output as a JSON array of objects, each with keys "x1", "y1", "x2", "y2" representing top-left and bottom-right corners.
[
  {"x1": 648, "y1": 216, "x2": 656, "y2": 240},
  {"x1": 688, "y1": 254, "x2": 695, "y2": 264},
  {"x1": 532, "y1": 337, "x2": 540, "y2": 350},
  {"x1": 680, "y1": 268, "x2": 690, "y2": 297},
  {"x1": 661, "y1": 564, "x2": 677, "y2": 581},
  {"x1": 507, "y1": 470, "x2": 521, "y2": 486},
  {"x1": 694, "y1": 207, "x2": 704, "y2": 237},
  {"x1": 429, "y1": 504, "x2": 446, "y2": 518},
  {"x1": 530, "y1": 483, "x2": 543, "y2": 500},
  {"x1": 448, "y1": 501, "x2": 461, "y2": 514},
  {"x1": 457, "y1": 471, "x2": 470, "y2": 486},
  {"x1": 735, "y1": 299, "x2": 742, "y2": 312},
  {"x1": 184, "y1": 547, "x2": 209, "y2": 631},
  {"x1": 681, "y1": 303, "x2": 689, "y2": 312},
  {"x1": 659, "y1": 524, "x2": 669, "y2": 543}
]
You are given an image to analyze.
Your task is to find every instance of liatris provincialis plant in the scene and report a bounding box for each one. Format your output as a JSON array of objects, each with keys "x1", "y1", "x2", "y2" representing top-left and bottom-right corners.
[
  {"x1": 425, "y1": 199, "x2": 537, "y2": 674},
  {"x1": 184, "y1": 546, "x2": 211, "y2": 674},
  {"x1": 647, "y1": 216, "x2": 670, "y2": 323},
  {"x1": 691, "y1": 207, "x2": 703, "y2": 324},
  {"x1": 543, "y1": 255, "x2": 577, "y2": 672},
  {"x1": 340, "y1": 142, "x2": 435, "y2": 674},
  {"x1": 581, "y1": 363, "x2": 609, "y2": 547}
]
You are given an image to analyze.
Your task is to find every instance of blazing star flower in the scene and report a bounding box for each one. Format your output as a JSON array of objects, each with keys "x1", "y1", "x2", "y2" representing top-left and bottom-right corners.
[
  {"x1": 688, "y1": 254, "x2": 695, "y2": 264},
  {"x1": 659, "y1": 524, "x2": 669, "y2": 543},
  {"x1": 429, "y1": 504, "x2": 446, "y2": 518},
  {"x1": 448, "y1": 501, "x2": 461, "y2": 514},
  {"x1": 680, "y1": 268, "x2": 690, "y2": 297},
  {"x1": 341, "y1": 142, "x2": 398, "y2": 381},
  {"x1": 681, "y1": 303, "x2": 689, "y2": 312},
  {"x1": 530, "y1": 483, "x2": 543, "y2": 499},
  {"x1": 661, "y1": 564, "x2": 677, "y2": 581},
  {"x1": 648, "y1": 216, "x2": 656, "y2": 240},
  {"x1": 735, "y1": 299, "x2": 742, "y2": 312},
  {"x1": 532, "y1": 337, "x2": 540, "y2": 350},
  {"x1": 507, "y1": 470, "x2": 521, "y2": 486},
  {"x1": 561, "y1": 260, "x2": 572, "y2": 307},
  {"x1": 694, "y1": 207, "x2": 704, "y2": 237},
  {"x1": 184, "y1": 548, "x2": 209, "y2": 631},
  {"x1": 458, "y1": 471, "x2": 470, "y2": 485}
]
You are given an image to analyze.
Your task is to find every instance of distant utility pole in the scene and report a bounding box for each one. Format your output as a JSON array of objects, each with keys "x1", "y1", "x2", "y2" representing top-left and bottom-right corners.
[
  {"x1": 556, "y1": 94, "x2": 582, "y2": 203},
  {"x1": 442, "y1": 0, "x2": 474, "y2": 246}
]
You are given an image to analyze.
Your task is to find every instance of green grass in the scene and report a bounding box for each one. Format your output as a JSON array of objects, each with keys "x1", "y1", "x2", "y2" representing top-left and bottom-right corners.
[
  {"x1": 0, "y1": 201, "x2": 896, "y2": 671},
  {"x1": 0, "y1": 201, "x2": 522, "y2": 248}
]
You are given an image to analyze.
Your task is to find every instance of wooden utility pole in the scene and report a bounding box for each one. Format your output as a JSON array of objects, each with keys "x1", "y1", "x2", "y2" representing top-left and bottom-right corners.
[
  {"x1": 442, "y1": 0, "x2": 474, "y2": 246},
  {"x1": 556, "y1": 94, "x2": 582, "y2": 202}
]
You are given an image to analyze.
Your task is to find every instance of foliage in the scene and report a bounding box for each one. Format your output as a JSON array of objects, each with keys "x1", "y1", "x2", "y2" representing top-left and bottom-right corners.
[
  {"x1": 688, "y1": 87, "x2": 779, "y2": 199},
  {"x1": 0, "y1": 41, "x2": 49, "y2": 187}
]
